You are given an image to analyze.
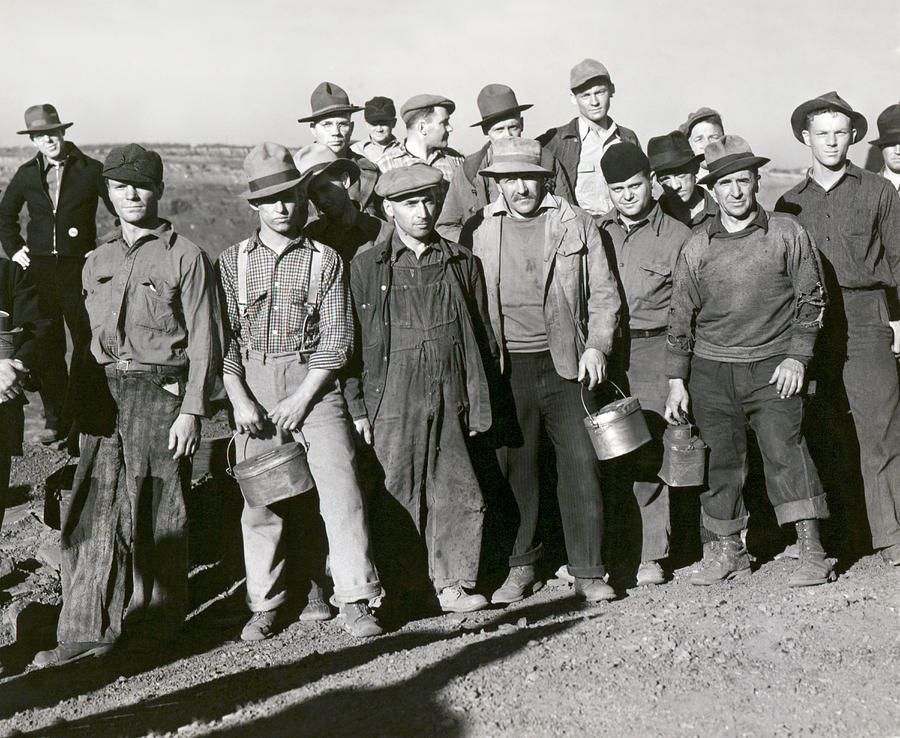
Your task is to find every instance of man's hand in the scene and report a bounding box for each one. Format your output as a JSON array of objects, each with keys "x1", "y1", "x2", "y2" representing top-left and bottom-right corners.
[
  {"x1": 0, "y1": 358, "x2": 27, "y2": 403},
  {"x1": 11, "y1": 246, "x2": 30, "y2": 269},
  {"x1": 168, "y1": 413, "x2": 201, "y2": 459},
  {"x1": 270, "y1": 390, "x2": 312, "y2": 433},
  {"x1": 577, "y1": 348, "x2": 607, "y2": 390},
  {"x1": 769, "y1": 358, "x2": 806, "y2": 399},
  {"x1": 664, "y1": 378, "x2": 690, "y2": 424},
  {"x1": 890, "y1": 320, "x2": 900, "y2": 357},
  {"x1": 353, "y1": 417, "x2": 373, "y2": 445},
  {"x1": 232, "y1": 395, "x2": 268, "y2": 437}
]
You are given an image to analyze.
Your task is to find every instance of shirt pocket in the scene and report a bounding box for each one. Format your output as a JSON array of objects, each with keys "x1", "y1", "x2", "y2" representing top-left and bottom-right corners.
[
  {"x1": 638, "y1": 262, "x2": 673, "y2": 297},
  {"x1": 842, "y1": 207, "x2": 873, "y2": 238},
  {"x1": 289, "y1": 287, "x2": 318, "y2": 349},
  {"x1": 132, "y1": 278, "x2": 178, "y2": 333},
  {"x1": 84, "y1": 272, "x2": 114, "y2": 330}
]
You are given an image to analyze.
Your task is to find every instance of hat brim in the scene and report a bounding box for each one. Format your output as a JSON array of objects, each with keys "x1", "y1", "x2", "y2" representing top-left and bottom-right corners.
[
  {"x1": 303, "y1": 159, "x2": 361, "y2": 188},
  {"x1": 241, "y1": 175, "x2": 305, "y2": 201},
  {"x1": 869, "y1": 134, "x2": 900, "y2": 147},
  {"x1": 698, "y1": 155, "x2": 770, "y2": 186},
  {"x1": 17, "y1": 121, "x2": 73, "y2": 135},
  {"x1": 470, "y1": 104, "x2": 534, "y2": 128},
  {"x1": 479, "y1": 161, "x2": 553, "y2": 178},
  {"x1": 651, "y1": 152, "x2": 705, "y2": 175},
  {"x1": 790, "y1": 101, "x2": 868, "y2": 143},
  {"x1": 297, "y1": 105, "x2": 363, "y2": 123},
  {"x1": 103, "y1": 169, "x2": 161, "y2": 187}
]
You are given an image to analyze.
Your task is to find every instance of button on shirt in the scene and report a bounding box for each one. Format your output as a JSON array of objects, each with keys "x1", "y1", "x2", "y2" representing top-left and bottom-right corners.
[
  {"x1": 574, "y1": 118, "x2": 626, "y2": 215},
  {"x1": 218, "y1": 232, "x2": 353, "y2": 378},
  {"x1": 775, "y1": 163, "x2": 900, "y2": 309},
  {"x1": 599, "y1": 202, "x2": 691, "y2": 331},
  {"x1": 82, "y1": 220, "x2": 222, "y2": 416}
]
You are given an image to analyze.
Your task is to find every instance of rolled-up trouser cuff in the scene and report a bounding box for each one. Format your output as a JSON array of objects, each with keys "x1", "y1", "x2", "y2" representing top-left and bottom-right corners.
[
  {"x1": 434, "y1": 578, "x2": 477, "y2": 592},
  {"x1": 773, "y1": 493, "x2": 829, "y2": 527},
  {"x1": 333, "y1": 583, "x2": 385, "y2": 605},
  {"x1": 509, "y1": 542, "x2": 542, "y2": 567},
  {"x1": 567, "y1": 563, "x2": 608, "y2": 579},
  {"x1": 249, "y1": 591, "x2": 287, "y2": 614},
  {"x1": 702, "y1": 510, "x2": 749, "y2": 537}
]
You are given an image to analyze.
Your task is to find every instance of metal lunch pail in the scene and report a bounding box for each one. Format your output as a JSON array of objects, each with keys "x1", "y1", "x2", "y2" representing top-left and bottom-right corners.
[
  {"x1": 0, "y1": 311, "x2": 21, "y2": 360},
  {"x1": 659, "y1": 423, "x2": 708, "y2": 487},
  {"x1": 582, "y1": 380, "x2": 652, "y2": 460},
  {"x1": 226, "y1": 432, "x2": 315, "y2": 507}
]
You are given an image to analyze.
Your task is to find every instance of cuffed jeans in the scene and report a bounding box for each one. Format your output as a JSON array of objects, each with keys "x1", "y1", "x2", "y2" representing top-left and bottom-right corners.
[
  {"x1": 237, "y1": 351, "x2": 381, "y2": 610},
  {"x1": 689, "y1": 355, "x2": 828, "y2": 536}
]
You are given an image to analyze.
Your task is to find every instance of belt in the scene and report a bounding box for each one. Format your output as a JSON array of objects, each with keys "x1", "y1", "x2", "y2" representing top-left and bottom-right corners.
[
  {"x1": 241, "y1": 347, "x2": 310, "y2": 364},
  {"x1": 629, "y1": 327, "x2": 666, "y2": 339},
  {"x1": 104, "y1": 360, "x2": 185, "y2": 377}
]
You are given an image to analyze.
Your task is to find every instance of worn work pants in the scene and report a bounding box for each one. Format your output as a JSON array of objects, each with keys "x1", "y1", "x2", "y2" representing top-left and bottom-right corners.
[
  {"x1": 500, "y1": 351, "x2": 606, "y2": 578},
  {"x1": 689, "y1": 355, "x2": 828, "y2": 536},
  {"x1": 57, "y1": 367, "x2": 190, "y2": 644},
  {"x1": 238, "y1": 351, "x2": 381, "y2": 611}
]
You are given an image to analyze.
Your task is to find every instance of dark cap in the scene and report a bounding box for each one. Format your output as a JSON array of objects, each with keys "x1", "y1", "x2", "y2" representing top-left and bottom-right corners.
[
  {"x1": 103, "y1": 144, "x2": 164, "y2": 186},
  {"x1": 375, "y1": 163, "x2": 443, "y2": 200},
  {"x1": 678, "y1": 107, "x2": 722, "y2": 137},
  {"x1": 569, "y1": 58, "x2": 612, "y2": 91},
  {"x1": 364, "y1": 96, "x2": 396, "y2": 125},
  {"x1": 400, "y1": 94, "x2": 456, "y2": 125},
  {"x1": 647, "y1": 131, "x2": 703, "y2": 174},
  {"x1": 600, "y1": 142, "x2": 650, "y2": 185},
  {"x1": 790, "y1": 91, "x2": 868, "y2": 144},
  {"x1": 870, "y1": 103, "x2": 900, "y2": 147}
]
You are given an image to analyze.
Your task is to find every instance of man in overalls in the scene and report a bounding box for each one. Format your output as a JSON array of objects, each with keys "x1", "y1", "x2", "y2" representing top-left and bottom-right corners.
[
  {"x1": 346, "y1": 163, "x2": 498, "y2": 613},
  {"x1": 218, "y1": 143, "x2": 383, "y2": 640}
]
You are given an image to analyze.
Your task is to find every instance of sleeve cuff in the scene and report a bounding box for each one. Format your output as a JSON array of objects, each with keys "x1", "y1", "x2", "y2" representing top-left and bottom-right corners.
[
  {"x1": 308, "y1": 351, "x2": 350, "y2": 371},
  {"x1": 180, "y1": 393, "x2": 210, "y2": 418},
  {"x1": 666, "y1": 350, "x2": 692, "y2": 379}
]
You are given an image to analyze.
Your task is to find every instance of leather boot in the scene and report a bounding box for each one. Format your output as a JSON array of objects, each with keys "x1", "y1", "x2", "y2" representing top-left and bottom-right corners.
[
  {"x1": 491, "y1": 565, "x2": 543, "y2": 604},
  {"x1": 788, "y1": 519, "x2": 835, "y2": 587},
  {"x1": 690, "y1": 533, "x2": 751, "y2": 586}
]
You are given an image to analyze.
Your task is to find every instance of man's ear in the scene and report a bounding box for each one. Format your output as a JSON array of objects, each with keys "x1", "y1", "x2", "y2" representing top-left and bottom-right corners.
[
  {"x1": 569, "y1": 92, "x2": 577, "y2": 108},
  {"x1": 155, "y1": 181, "x2": 165, "y2": 201},
  {"x1": 801, "y1": 129, "x2": 812, "y2": 147},
  {"x1": 851, "y1": 128, "x2": 858, "y2": 143},
  {"x1": 383, "y1": 200, "x2": 395, "y2": 220},
  {"x1": 340, "y1": 173, "x2": 352, "y2": 190}
]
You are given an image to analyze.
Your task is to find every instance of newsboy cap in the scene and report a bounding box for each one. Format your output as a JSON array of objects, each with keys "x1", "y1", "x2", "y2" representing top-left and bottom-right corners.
[
  {"x1": 298, "y1": 82, "x2": 362, "y2": 123},
  {"x1": 870, "y1": 103, "x2": 900, "y2": 147},
  {"x1": 103, "y1": 144, "x2": 164, "y2": 186},
  {"x1": 698, "y1": 135, "x2": 770, "y2": 186},
  {"x1": 478, "y1": 138, "x2": 552, "y2": 178},
  {"x1": 240, "y1": 142, "x2": 304, "y2": 200},
  {"x1": 790, "y1": 91, "x2": 868, "y2": 144},
  {"x1": 678, "y1": 107, "x2": 722, "y2": 137},
  {"x1": 364, "y1": 96, "x2": 396, "y2": 125},
  {"x1": 600, "y1": 142, "x2": 650, "y2": 185},
  {"x1": 569, "y1": 59, "x2": 612, "y2": 91},
  {"x1": 17, "y1": 104, "x2": 73, "y2": 135},
  {"x1": 400, "y1": 94, "x2": 456, "y2": 125},
  {"x1": 375, "y1": 163, "x2": 443, "y2": 200},
  {"x1": 647, "y1": 131, "x2": 703, "y2": 174}
]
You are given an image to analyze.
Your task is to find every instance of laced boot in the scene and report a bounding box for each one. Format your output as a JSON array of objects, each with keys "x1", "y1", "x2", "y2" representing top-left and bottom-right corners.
[
  {"x1": 788, "y1": 519, "x2": 835, "y2": 587},
  {"x1": 491, "y1": 565, "x2": 543, "y2": 604},
  {"x1": 690, "y1": 533, "x2": 751, "y2": 586}
]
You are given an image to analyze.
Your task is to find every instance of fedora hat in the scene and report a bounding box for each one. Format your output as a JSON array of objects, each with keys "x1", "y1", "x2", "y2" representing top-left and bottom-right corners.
[
  {"x1": 698, "y1": 136, "x2": 770, "y2": 186},
  {"x1": 298, "y1": 82, "x2": 362, "y2": 123},
  {"x1": 470, "y1": 84, "x2": 533, "y2": 128},
  {"x1": 17, "y1": 104, "x2": 73, "y2": 135},
  {"x1": 478, "y1": 138, "x2": 553, "y2": 178},
  {"x1": 790, "y1": 91, "x2": 868, "y2": 143},
  {"x1": 292, "y1": 144, "x2": 360, "y2": 186},
  {"x1": 240, "y1": 142, "x2": 305, "y2": 200},
  {"x1": 870, "y1": 103, "x2": 900, "y2": 147},
  {"x1": 648, "y1": 131, "x2": 704, "y2": 174}
]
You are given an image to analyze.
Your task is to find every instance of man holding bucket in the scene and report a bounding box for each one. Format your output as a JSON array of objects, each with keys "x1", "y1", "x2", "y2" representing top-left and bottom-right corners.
[
  {"x1": 596, "y1": 142, "x2": 692, "y2": 586},
  {"x1": 464, "y1": 137, "x2": 621, "y2": 604},
  {"x1": 664, "y1": 136, "x2": 834, "y2": 588},
  {"x1": 218, "y1": 143, "x2": 383, "y2": 640}
]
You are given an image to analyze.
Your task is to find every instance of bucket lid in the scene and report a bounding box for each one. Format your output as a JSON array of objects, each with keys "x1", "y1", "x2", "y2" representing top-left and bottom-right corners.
[
  {"x1": 592, "y1": 396, "x2": 641, "y2": 424},
  {"x1": 0, "y1": 326, "x2": 23, "y2": 341}
]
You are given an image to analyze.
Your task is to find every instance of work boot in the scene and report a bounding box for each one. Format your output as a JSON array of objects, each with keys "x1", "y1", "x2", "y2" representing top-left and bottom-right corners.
[
  {"x1": 438, "y1": 584, "x2": 488, "y2": 613},
  {"x1": 636, "y1": 560, "x2": 665, "y2": 587},
  {"x1": 241, "y1": 610, "x2": 278, "y2": 641},
  {"x1": 491, "y1": 565, "x2": 543, "y2": 604},
  {"x1": 299, "y1": 580, "x2": 332, "y2": 621},
  {"x1": 574, "y1": 576, "x2": 616, "y2": 602},
  {"x1": 879, "y1": 543, "x2": 900, "y2": 566},
  {"x1": 690, "y1": 534, "x2": 751, "y2": 586},
  {"x1": 788, "y1": 519, "x2": 836, "y2": 587},
  {"x1": 339, "y1": 601, "x2": 383, "y2": 637},
  {"x1": 32, "y1": 641, "x2": 114, "y2": 668}
]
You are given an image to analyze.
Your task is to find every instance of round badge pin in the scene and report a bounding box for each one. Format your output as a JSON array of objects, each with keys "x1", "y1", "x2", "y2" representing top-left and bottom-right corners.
[{"x1": 68, "y1": 227, "x2": 79, "y2": 237}]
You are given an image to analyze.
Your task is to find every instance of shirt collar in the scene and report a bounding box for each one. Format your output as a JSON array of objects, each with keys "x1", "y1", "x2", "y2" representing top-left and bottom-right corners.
[
  {"x1": 881, "y1": 166, "x2": 900, "y2": 191},
  {"x1": 246, "y1": 228, "x2": 309, "y2": 255},
  {"x1": 118, "y1": 218, "x2": 177, "y2": 251},
  {"x1": 492, "y1": 192, "x2": 558, "y2": 218},
  {"x1": 578, "y1": 116, "x2": 619, "y2": 143},
  {"x1": 798, "y1": 161, "x2": 861, "y2": 193},
  {"x1": 390, "y1": 228, "x2": 437, "y2": 262},
  {"x1": 707, "y1": 204, "x2": 768, "y2": 238},
  {"x1": 40, "y1": 141, "x2": 72, "y2": 172},
  {"x1": 601, "y1": 200, "x2": 664, "y2": 236}
]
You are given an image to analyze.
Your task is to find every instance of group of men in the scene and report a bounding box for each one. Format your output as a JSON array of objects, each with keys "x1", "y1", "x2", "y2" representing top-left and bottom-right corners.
[{"x1": 0, "y1": 58, "x2": 898, "y2": 669}]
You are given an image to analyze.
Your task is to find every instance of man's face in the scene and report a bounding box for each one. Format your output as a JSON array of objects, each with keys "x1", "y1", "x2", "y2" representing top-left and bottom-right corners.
[
  {"x1": 312, "y1": 115, "x2": 353, "y2": 154},
  {"x1": 571, "y1": 82, "x2": 612, "y2": 124},
  {"x1": 497, "y1": 175, "x2": 543, "y2": 217},
  {"x1": 712, "y1": 169, "x2": 758, "y2": 219},
  {"x1": 307, "y1": 171, "x2": 350, "y2": 218},
  {"x1": 29, "y1": 129, "x2": 66, "y2": 160},
  {"x1": 421, "y1": 107, "x2": 453, "y2": 150},
  {"x1": 801, "y1": 111, "x2": 854, "y2": 169},
  {"x1": 107, "y1": 179, "x2": 162, "y2": 226},
  {"x1": 250, "y1": 186, "x2": 305, "y2": 235},
  {"x1": 882, "y1": 143, "x2": 900, "y2": 175},
  {"x1": 608, "y1": 171, "x2": 652, "y2": 219},
  {"x1": 368, "y1": 120, "x2": 395, "y2": 145},
  {"x1": 384, "y1": 191, "x2": 437, "y2": 240},
  {"x1": 688, "y1": 120, "x2": 723, "y2": 156},
  {"x1": 658, "y1": 170, "x2": 697, "y2": 204},
  {"x1": 486, "y1": 117, "x2": 523, "y2": 141}
]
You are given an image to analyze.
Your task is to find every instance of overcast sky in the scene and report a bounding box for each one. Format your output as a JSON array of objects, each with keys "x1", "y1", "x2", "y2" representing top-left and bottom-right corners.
[{"x1": 2, "y1": 0, "x2": 897, "y2": 168}]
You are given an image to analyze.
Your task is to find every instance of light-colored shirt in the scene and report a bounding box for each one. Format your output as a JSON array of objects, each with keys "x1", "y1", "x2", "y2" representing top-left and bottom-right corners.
[
  {"x1": 574, "y1": 117, "x2": 625, "y2": 215},
  {"x1": 376, "y1": 140, "x2": 464, "y2": 184},
  {"x1": 351, "y1": 136, "x2": 402, "y2": 165},
  {"x1": 499, "y1": 213, "x2": 549, "y2": 352},
  {"x1": 41, "y1": 152, "x2": 68, "y2": 254}
]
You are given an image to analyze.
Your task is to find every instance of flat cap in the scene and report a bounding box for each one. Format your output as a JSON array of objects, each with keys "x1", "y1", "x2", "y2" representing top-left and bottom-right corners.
[
  {"x1": 364, "y1": 96, "x2": 396, "y2": 125},
  {"x1": 103, "y1": 143, "x2": 163, "y2": 186},
  {"x1": 678, "y1": 107, "x2": 722, "y2": 136},
  {"x1": 375, "y1": 163, "x2": 443, "y2": 200},
  {"x1": 600, "y1": 142, "x2": 650, "y2": 185},
  {"x1": 400, "y1": 94, "x2": 456, "y2": 125},
  {"x1": 570, "y1": 58, "x2": 612, "y2": 91}
]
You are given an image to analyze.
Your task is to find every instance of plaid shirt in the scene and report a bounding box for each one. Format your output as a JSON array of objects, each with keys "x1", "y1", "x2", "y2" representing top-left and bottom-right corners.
[
  {"x1": 217, "y1": 231, "x2": 353, "y2": 377},
  {"x1": 376, "y1": 140, "x2": 463, "y2": 183}
]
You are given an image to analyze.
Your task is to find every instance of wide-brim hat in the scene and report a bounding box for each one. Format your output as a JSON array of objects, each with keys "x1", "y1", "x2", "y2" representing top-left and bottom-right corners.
[
  {"x1": 17, "y1": 104, "x2": 73, "y2": 135},
  {"x1": 241, "y1": 142, "x2": 305, "y2": 200},
  {"x1": 698, "y1": 135, "x2": 770, "y2": 186},
  {"x1": 298, "y1": 82, "x2": 362, "y2": 123},
  {"x1": 648, "y1": 131, "x2": 704, "y2": 174},
  {"x1": 869, "y1": 103, "x2": 900, "y2": 146},
  {"x1": 470, "y1": 84, "x2": 533, "y2": 128},
  {"x1": 293, "y1": 144, "x2": 361, "y2": 187},
  {"x1": 478, "y1": 137, "x2": 552, "y2": 177},
  {"x1": 790, "y1": 91, "x2": 868, "y2": 143}
]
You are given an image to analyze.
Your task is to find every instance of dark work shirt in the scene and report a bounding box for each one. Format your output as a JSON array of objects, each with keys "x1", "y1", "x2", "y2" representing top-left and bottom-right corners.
[
  {"x1": 776, "y1": 163, "x2": 900, "y2": 314},
  {"x1": 500, "y1": 213, "x2": 549, "y2": 352},
  {"x1": 659, "y1": 188, "x2": 718, "y2": 230},
  {"x1": 305, "y1": 210, "x2": 390, "y2": 264}
]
